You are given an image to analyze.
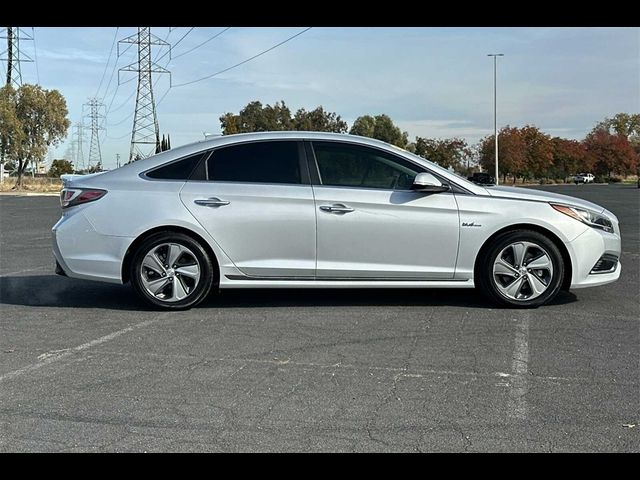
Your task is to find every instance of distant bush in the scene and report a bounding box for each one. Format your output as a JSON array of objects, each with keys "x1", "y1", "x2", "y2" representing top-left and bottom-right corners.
[{"x1": 606, "y1": 176, "x2": 622, "y2": 183}]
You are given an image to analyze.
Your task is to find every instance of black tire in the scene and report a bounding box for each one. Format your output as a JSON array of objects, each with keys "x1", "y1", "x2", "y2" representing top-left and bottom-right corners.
[
  {"x1": 130, "y1": 232, "x2": 216, "y2": 310},
  {"x1": 476, "y1": 229, "x2": 564, "y2": 308}
]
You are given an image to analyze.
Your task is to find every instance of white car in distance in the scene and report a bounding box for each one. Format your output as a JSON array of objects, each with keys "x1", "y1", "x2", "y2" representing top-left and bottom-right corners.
[
  {"x1": 574, "y1": 173, "x2": 595, "y2": 184},
  {"x1": 53, "y1": 132, "x2": 621, "y2": 310}
]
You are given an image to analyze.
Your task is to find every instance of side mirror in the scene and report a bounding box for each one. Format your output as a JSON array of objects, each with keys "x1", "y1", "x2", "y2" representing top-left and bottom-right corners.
[{"x1": 411, "y1": 172, "x2": 450, "y2": 193}]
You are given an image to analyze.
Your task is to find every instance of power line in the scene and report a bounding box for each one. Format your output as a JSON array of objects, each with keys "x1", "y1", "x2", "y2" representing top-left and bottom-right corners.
[
  {"x1": 31, "y1": 27, "x2": 40, "y2": 85},
  {"x1": 100, "y1": 35, "x2": 138, "y2": 117},
  {"x1": 155, "y1": 27, "x2": 194, "y2": 63},
  {"x1": 95, "y1": 27, "x2": 119, "y2": 98},
  {"x1": 172, "y1": 27, "x2": 311, "y2": 88},
  {"x1": 172, "y1": 27, "x2": 230, "y2": 60}
]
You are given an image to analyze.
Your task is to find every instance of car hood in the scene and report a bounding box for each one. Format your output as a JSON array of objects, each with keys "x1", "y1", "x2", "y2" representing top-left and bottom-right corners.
[{"x1": 484, "y1": 185, "x2": 606, "y2": 213}]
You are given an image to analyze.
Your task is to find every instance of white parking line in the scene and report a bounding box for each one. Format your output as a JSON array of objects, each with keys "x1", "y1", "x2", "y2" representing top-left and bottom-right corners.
[
  {"x1": 0, "y1": 319, "x2": 159, "y2": 383},
  {"x1": 508, "y1": 315, "x2": 530, "y2": 421},
  {"x1": 0, "y1": 266, "x2": 50, "y2": 277}
]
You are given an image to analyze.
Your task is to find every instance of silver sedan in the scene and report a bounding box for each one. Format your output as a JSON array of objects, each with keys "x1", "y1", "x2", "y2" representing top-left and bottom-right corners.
[{"x1": 52, "y1": 132, "x2": 621, "y2": 309}]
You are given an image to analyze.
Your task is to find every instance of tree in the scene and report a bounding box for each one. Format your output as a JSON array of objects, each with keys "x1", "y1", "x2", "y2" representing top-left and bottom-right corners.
[
  {"x1": 220, "y1": 101, "x2": 347, "y2": 135},
  {"x1": 0, "y1": 86, "x2": 22, "y2": 175},
  {"x1": 47, "y1": 159, "x2": 74, "y2": 178},
  {"x1": 157, "y1": 134, "x2": 171, "y2": 153},
  {"x1": 550, "y1": 137, "x2": 592, "y2": 181},
  {"x1": 413, "y1": 137, "x2": 471, "y2": 172},
  {"x1": 349, "y1": 115, "x2": 376, "y2": 138},
  {"x1": 0, "y1": 84, "x2": 70, "y2": 188},
  {"x1": 479, "y1": 126, "x2": 527, "y2": 183},
  {"x1": 292, "y1": 106, "x2": 348, "y2": 133},
  {"x1": 87, "y1": 161, "x2": 103, "y2": 174},
  {"x1": 583, "y1": 128, "x2": 638, "y2": 176},
  {"x1": 220, "y1": 101, "x2": 293, "y2": 134},
  {"x1": 350, "y1": 114, "x2": 408, "y2": 148},
  {"x1": 595, "y1": 113, "x2": 640, "y2": 152},
  {"x1": 520, "y1": 125, "x2": 554, "y2": 180}
]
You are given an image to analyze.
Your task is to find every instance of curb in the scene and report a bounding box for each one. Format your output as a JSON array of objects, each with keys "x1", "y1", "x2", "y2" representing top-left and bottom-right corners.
[{"x1": 0, "y1": 192, "x2": 60, "y2": 197}]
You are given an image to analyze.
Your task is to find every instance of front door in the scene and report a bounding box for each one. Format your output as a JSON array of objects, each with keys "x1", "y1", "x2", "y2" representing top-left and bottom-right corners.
[{"x1": 310, "y1": 141, "x2": 460, "y2": 279}]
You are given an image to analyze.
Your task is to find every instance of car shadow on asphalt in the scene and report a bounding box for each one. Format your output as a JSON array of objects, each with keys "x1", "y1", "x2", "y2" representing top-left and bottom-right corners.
[{"x1": 0, "y1": 274, "x2": 578, "y2": 311}]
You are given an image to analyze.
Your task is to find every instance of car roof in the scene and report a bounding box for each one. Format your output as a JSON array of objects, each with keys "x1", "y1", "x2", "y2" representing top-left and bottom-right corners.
[{"x1": 87, "y1": 131, "x2": 488, "y2": 194}]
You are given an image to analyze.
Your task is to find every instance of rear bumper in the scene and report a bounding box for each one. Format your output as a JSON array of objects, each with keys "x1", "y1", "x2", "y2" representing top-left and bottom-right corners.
[{"x1": 52, "y1": 210, "x2": 131, "y2": 284}]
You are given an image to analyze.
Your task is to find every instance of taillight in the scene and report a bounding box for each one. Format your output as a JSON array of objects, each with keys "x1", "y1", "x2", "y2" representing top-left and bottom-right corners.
[{"x1": 60, "y1": 188, "x2": 107, "y2": 208}]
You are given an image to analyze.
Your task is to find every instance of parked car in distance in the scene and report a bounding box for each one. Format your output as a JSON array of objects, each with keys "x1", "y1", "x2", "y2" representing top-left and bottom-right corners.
[
  {"x1": 53, "y1": 132, "x2": 622, "y2": 310},
  {"x1": 573, "y1": 173, "x2": 595, "y2": 184},
  {"x1": 467, "y1": 172, "x2": 495, "y2": 185}
]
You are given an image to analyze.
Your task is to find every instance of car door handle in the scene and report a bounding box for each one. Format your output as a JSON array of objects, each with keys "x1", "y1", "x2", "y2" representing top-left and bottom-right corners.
[
  {"x1": 194, "y1": 197, "x2": 230, "y2": 207},
  {"x1": 319, "y1": 204, "x2": 355, "y2": 214}
]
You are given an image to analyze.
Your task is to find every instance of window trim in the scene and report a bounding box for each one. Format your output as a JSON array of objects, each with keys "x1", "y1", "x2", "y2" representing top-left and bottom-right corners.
[
  {"x1": 140, "y1": 150, "x2": 213, "y2": 182},
  {"x1": 202, "y1": 139, "x2": 310, "y2": 186},
  {"x1": 307, "y1": 139, "x2": 473, "y2": 195}
]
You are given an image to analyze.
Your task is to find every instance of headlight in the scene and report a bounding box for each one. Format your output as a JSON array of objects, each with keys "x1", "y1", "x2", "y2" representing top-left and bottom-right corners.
[{"x1": 550, "y1": 203, "x2": 614, "y2": 233}]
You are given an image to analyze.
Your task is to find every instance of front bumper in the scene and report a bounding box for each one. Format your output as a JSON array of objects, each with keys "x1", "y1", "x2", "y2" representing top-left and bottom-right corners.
[{"x1": 566, "y1": 226, "x2": 621, "y2": 289}]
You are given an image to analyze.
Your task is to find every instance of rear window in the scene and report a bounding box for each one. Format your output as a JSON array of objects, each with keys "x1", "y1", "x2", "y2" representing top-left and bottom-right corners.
[
  {"x1": 145, "y1": 152, "x2": 208, "y2": 180},
  {"x1": 207, "y1": 141, "x2": 301, "y2": 184}
]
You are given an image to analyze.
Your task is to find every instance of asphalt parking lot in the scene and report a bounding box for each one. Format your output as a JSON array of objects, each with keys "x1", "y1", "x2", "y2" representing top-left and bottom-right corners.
[{"x1": 0, "y1": 184, "x2": 638, "y2": 452}]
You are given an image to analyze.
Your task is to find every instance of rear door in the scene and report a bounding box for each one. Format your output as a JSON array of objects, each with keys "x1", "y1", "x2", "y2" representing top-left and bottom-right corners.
[{"x1": 180, "y1": 140, "x2": 316, "y2": 278}]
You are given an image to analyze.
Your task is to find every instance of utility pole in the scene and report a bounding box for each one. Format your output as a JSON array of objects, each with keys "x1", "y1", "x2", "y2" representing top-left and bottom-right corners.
[
  {"x1": 487, "y1": 53, "x2": 504, "y2": 185},
  {"x1": 116, "y1": 153, "x2": 121, "y2": 168},
  {"x1": 118, "y1": 27, "x2": 171, "y2": 162},
  {"x1": 1, "y1": 27, "x2": 34, "y2": 88},
  {"x1": 84, "y1": 98, "x2": 105, "y2": 171}
]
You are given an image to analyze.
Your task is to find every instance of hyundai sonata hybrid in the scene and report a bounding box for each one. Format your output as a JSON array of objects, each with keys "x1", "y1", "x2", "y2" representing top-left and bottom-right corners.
[{"x1": 52, "y1": 132, "x2": 621, "y2": 309}]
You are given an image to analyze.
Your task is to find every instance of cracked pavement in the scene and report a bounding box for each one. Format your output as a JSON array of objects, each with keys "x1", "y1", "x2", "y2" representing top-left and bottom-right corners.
[{"x1": 0, "y1": 184, "x2": 638, "y2": 452}]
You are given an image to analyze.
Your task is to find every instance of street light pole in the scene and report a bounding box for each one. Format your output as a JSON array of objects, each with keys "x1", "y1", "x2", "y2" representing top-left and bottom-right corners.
[{"x1": 488, "y1": 53, "x2": 504, "y2": 185}]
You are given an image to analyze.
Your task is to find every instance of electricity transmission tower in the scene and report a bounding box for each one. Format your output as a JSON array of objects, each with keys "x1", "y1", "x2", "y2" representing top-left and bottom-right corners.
[
  {"x1": 1, "y1": 27, "x2": 33, "y2": 87},
  {"x1": 72, "y1": 123, "x2": 86, "y2": 171},
  {"x1": 84, "y1": 98, "x2": 105, "y2": 170},
  {"x1": 118, "y1": 27, "x2": 171, "y2": 162},
  {"x1": 1, "y1": 27, "x2": 34, "y2": 175}
]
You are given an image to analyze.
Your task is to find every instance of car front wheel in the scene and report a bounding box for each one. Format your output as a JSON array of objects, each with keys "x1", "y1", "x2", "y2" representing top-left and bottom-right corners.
[
  {"x1": 476, "y1": 230, "x2": 564, "y2": 308},
  {"x1": 130, "y1": 232, "x2": 215, "y2": 310}
]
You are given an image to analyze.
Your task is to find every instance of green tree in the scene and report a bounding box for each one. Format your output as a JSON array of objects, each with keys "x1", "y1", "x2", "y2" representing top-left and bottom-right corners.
[
  {"x1": 47, "y1": 158, "x2": 74, "y2": 177},
  {"x1": 0, "y1": 86, "x2": 22, "y2": 176},
  {"x1": 220, "y1": 101, "x2": 348, "y2": 135},
  {"x1": 220, "y1": 101, "x2": 293, "y2": 134},
  {"x1": 413, "y1": 137, "x2": 471, "y2": 172},
  {"x1": 0, "y1": 84, "x2": 70, "y2": 188},
  {"x1": 520, "y1": 125, "x2": 554, "y2": 180},
  {"x1": 292, "y1": 106, "x2": 348, "y2": 133},
  {"x1": 349, "y1": 115, "x2": 376, "y2": 138},
  {"x1": 350, "y1": 114, "x2": 408, "y2": 148}
]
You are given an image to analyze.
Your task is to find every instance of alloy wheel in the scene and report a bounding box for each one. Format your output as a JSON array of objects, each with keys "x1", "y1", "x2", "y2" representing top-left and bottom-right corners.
[
  {"x1": 139, "y1": 242, "x2": 201, "y2": 303},
  {"x1": 492, "y1": 241, "x2": 554, "y2": 301}
]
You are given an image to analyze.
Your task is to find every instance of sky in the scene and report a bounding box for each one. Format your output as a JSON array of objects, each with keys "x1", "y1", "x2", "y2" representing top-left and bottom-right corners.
[{"x1": 3, "y1": 26, "x2": 639, "y2": 170}]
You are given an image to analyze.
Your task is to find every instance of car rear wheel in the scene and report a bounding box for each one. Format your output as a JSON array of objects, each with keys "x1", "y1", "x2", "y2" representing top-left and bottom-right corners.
[
  {"x1": 476, "y1": 230, "x2": 564, "y2": 308},
  {"x1": 130, "y1": 232, "x2": 215, "y2": 310}
]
